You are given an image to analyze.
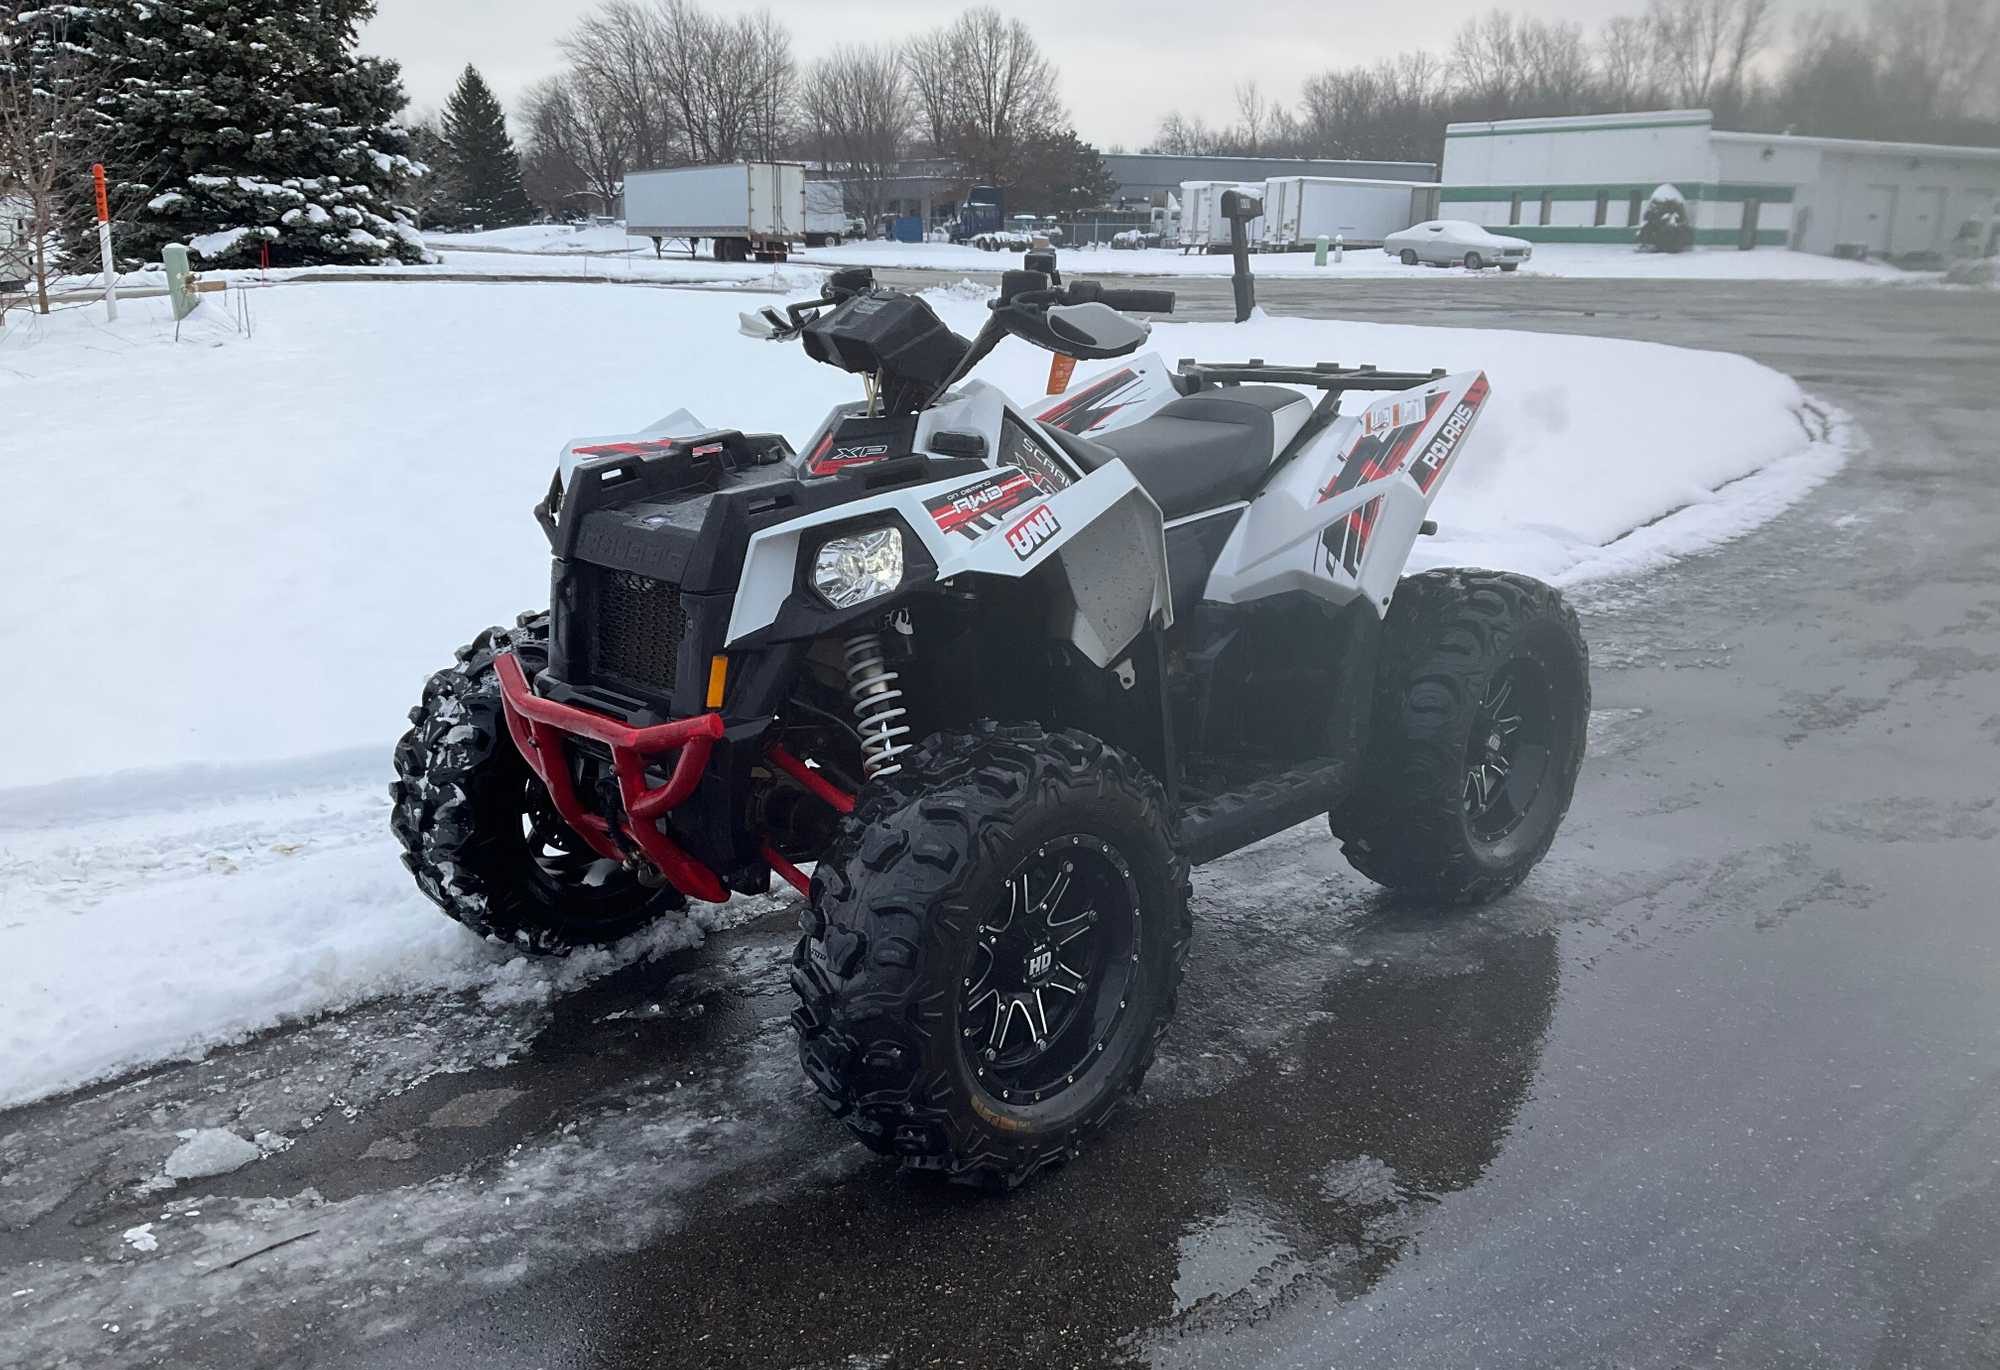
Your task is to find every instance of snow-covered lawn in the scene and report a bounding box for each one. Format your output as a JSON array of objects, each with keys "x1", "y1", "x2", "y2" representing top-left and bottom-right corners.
[{"x1": 0, "y1": 278, "x2": 1851, "y2": 1108}]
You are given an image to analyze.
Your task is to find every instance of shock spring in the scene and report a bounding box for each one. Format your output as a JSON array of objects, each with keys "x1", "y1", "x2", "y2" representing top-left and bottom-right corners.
[{"x1": 843, "y1": 631, "x2": 913, "y2": 779}]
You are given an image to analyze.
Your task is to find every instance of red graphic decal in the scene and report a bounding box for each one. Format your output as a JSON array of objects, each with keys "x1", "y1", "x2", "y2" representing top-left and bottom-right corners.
[
  {"x1": 925, "y1": 470, "x2": 1040, "y2": 539},
  {"x1": 573, "y1": 438, "x2": 683, "y2": 460},
  {"x1": 1315, "y1": 391, "x2": 1446, "y2": 504},
  {"x1": 1038, "y1": 367, "x2": 1141, "y2": 434},
  {"x1": 1407, "y1": 373, "x2": 1490, "y2": 494}
]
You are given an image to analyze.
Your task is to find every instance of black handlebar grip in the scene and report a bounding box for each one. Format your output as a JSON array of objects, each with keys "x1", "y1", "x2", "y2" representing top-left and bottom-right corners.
[{"x1": 1099, "y1": 287, "x2": 1176, "y2": 314}]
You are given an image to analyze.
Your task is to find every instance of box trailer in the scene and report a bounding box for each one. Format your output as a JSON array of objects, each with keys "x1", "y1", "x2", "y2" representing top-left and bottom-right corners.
[
  {"x1": 624, "y1": 162, "x2": 805, "y2": 262},
  {"x1": 0, "y1": 193, "x2": 31, "y2": 290},
  {"x1": 1262, "y1": 176, "x2": 1439, "y2": 250},
  {"x1": 1178, "y1": 181, "x2": 1266, "y2": 253},
  {"x1": 805, "y1": 181, "x2": 848, "y2": 246}
]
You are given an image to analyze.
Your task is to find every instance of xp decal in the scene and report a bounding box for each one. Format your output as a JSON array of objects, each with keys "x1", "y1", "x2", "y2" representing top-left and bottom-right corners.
[{"x1": 805, "y1": 435, "x2": 897, "y2": 477}]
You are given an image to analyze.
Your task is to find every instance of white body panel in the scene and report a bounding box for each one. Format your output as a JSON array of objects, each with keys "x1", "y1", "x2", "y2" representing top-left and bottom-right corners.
[
  {"x1": 624, "y1": 163, "x2": 805, "y2": 241},
  {"x1": 721, "y1": 357, "x2": 1491, "y2": 662},
  {"x1": 1208, "y1": 372, "x2": 1491, "y2": 612}
]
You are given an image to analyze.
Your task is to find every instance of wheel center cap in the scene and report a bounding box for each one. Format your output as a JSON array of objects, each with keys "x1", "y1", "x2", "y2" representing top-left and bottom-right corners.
[{"x1": 1025, "y1": 943, "x2": 1054, "y2": 982}]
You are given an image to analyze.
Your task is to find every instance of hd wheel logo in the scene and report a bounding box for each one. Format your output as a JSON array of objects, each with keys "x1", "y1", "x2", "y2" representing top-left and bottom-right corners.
[{"x1": 1004, "y1": 504, "x2": 1060, "y2": 560}]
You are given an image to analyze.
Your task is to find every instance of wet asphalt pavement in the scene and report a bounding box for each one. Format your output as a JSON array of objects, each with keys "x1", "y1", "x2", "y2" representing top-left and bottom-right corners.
[{"x1": 4, "y1": 275, "x2": 1997, "y2": 1369}]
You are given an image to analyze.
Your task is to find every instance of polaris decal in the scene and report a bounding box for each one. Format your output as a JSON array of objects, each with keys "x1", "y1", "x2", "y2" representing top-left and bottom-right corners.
[
  {"x1": 924, "y1": 468, "x2": 1040, "y2": 541},
  {"x1": 1004, "y1": 504, "x2": 1061, "y2": 560},
  {"x1": 1407, "y1": 375, "x2": 1491, "y2": 494},
  {"x1": 1036, "y1": 367, "x2": 1142, "y2": 434},
  {"x1": 1315, "y1": 391, "x2": 1446, "y2": 504}
]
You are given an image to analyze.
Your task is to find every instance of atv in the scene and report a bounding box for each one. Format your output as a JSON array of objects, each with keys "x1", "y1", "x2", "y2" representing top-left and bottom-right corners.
[{"x1": 392, "y1": 260, "x2": 1589, "y2": 1186}]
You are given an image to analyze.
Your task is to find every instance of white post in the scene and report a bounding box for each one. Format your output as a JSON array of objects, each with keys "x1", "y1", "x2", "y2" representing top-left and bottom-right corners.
[
  {"x1": 93, "y1": 164, "x2": 118, "y2": 322},
  {"x1": 1335, "y1": 232, "x2": 1344, "y2": 264}
]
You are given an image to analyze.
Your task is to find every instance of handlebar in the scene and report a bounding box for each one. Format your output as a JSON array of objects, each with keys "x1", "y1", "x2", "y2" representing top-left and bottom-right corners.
[
  {"x1": 997, "y1": 275, "x2": 1176, "y2": 316},
  {"x1": 1092, "y1": 286, "x2": 1176, "y2": 315}
]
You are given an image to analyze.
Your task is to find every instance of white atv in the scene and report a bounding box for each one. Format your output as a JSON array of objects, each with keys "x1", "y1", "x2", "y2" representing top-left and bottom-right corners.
[{"x1": 392, "y1": 262, "x2": 1589, "y2": 1187}]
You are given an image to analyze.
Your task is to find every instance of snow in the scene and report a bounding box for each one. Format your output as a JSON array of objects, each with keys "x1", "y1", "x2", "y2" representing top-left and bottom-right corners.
[
  {"x1": 189, "y1": 226, "x2": 257, "y2": 259},
  {"x1": 163, "y1": 1128, "x2": 261, "y2": 1180},
  {"x1": 0, "y1": 276, "x2": 1849, "y2": 1109}
]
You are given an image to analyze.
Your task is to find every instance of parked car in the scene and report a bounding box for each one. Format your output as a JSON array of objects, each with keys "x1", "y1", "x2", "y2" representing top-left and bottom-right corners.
[{"x1": 1384, "y1": 220, "x2": 1533, "y2": 271}]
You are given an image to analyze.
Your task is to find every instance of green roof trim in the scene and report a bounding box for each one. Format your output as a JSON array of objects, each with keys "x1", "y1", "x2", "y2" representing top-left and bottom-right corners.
[
  {"x1": 1442, "y1": 181, "x2": 1794, "y2": 204},
  {"x1": 1445, "y1": 116, "x2": 1713, "y2": 139}
]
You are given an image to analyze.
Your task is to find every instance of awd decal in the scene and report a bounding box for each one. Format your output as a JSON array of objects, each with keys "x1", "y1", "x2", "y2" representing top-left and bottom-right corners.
[
  {"x1": 924, "y1": 468, "x2": 1040, "y2": 541},
  {"x1": 1407, "y1": 374, "x2": 1490, "y2": 494},
  {"x1": 1036, "y1": 367, "x2": 1142, "y2": 434},
  {"x1": 1004, "y1": 504, "x2": 1061, "y2": 560},
  {"x1": 1315, "y1": 390, "x2": 1446, "y2": 504}
]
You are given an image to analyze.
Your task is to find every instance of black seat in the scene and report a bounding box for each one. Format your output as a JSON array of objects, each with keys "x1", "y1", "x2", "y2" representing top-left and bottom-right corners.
[{"x1": 1044, "y1": 386, "x2": 1306, "y2": 519}]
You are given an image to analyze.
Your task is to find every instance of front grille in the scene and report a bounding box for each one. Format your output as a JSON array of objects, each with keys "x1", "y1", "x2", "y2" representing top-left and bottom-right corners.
[{"x1": 580, "y1": 565, "x2": 686, "y2": 693}]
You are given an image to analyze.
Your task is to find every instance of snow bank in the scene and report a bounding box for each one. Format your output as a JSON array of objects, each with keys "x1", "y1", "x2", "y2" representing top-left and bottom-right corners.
[{"x1": 0, "y1": 277, "x2": 1846, "y2": 1108}]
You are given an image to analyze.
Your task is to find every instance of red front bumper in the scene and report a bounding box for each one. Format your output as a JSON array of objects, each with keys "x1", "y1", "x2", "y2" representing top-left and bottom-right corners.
[{"x1": 493, "y1": 651, "x2": 853, "y2": 903}]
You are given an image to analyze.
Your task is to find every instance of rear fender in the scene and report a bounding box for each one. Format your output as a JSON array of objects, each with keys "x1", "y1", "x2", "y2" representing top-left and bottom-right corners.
[{"x1": 1206, "y1": 370, "x2": 1492, "y2": 615}]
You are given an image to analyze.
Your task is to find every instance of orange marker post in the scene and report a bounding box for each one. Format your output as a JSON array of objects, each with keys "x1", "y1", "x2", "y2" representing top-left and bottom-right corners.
[
  {"x1": 1046, "y1": 353, "x2": 1076, "y2": 395},
  {"x1": 92, "y1": 164, "x2": 118, "y2": 322}
]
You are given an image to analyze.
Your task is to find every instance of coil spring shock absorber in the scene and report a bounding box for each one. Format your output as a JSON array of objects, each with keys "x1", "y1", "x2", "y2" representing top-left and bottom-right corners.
[{"x1": 844, "y1": 631, "x2": 912, "y2": 779}]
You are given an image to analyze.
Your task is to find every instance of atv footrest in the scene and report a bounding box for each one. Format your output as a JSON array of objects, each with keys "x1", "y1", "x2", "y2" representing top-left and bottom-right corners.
[{"x1": 1178, "y1": 759, "x2": 1353, "y2": 865}]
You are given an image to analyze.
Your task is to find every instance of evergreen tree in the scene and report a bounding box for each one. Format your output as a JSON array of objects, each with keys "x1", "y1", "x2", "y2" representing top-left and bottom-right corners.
[
  {"x1": 440, "y1": 65, "x2": 532, "y2": 229},
  {"x1": 72, "y1": 0, "x2": 428, "y2": 268}
]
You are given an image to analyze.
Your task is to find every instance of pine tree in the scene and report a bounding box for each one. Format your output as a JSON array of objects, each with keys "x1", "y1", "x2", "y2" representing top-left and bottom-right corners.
[
  {"x1": 440, "y1": 66, "x2": 532, "y2": 229},
  {"x1": 72, "y1": 0, "x2": 428, "y2": 268}
]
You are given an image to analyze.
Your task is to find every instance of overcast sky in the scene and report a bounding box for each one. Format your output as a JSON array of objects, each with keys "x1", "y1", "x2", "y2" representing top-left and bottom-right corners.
[{"x1": 361, "y1": 0, "x2": 1870, "y2": 149}]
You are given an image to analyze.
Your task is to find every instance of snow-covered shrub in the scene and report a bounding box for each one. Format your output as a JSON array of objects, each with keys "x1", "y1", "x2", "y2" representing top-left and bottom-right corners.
[{"x1": 1639, "y1": 185, "x2": 1695, "y2": 254}]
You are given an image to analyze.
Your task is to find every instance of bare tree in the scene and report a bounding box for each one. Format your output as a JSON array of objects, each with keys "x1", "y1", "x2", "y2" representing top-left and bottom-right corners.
[
  {"x1": 1518, "y1": 18, "x2": 1594, "y2": 111},
  {"x1": 1598, "y1": 15, "x2": 1663, "y2": 110},
  {"x1": 1647, "y1": 0, "x2": 1774, "y2": 112},
  {"x1": 0, "y1": 4, "x2": 104, "y2": 315},
  {"x1": 1452, "y1": 11, "x2": 1525, "y2": 113},
  {"x1": 1868, "y1": 0, "x2": 2000, "y2": 123},
  {"x1": 801, "y1": 45, "x2": 911, "y2": 223},
  {"x1": 1234, "y1": 79, "x2": 1267, "y2": 155},
  {"x1": 904, "y1": 7, "x2": 1063, "y2": 186},
  {"x1": 521, "y1": 75, "x2": 629, "y2": 214},
  {"x1": 561, "y1": 0, "x2": 677, "y2": 171}
]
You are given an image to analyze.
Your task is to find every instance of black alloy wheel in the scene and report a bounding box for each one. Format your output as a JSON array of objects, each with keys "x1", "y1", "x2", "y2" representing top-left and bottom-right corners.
[{"x1": 959, "y1": 835, "x2": 1141, "y2": 1106}]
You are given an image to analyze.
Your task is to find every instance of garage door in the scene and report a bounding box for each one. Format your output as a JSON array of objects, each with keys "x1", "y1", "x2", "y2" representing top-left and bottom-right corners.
[
  {"x1": 1841, "y1": 184, "x2": 1897, "y2": 255},
  {"x1": 1903, "y1": 187, "x2": 1949, "y2": 254}
]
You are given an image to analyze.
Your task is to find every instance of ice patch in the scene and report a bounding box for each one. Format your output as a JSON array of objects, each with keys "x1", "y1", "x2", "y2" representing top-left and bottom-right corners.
[
  {"x1": 164, "y1": 1128, "x2": 262, "y2": 1180},
  {"x1": 121, "y1": 1223, "x2": 159, "y2": 1253}
]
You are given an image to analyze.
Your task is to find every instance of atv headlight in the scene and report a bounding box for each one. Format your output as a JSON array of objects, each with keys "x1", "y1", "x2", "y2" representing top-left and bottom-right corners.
[{"x1": 813, "y1": 526, "x2": 904, "y2": 609}]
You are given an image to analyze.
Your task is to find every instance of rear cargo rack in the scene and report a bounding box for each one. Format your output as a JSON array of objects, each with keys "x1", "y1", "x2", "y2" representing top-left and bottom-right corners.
[{"x1": 1176, "y1": 359, "x2": 1447, "y2": 394}]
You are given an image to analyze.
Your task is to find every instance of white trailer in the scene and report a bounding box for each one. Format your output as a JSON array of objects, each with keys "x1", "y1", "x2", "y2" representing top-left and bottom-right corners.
[
  {"x1": 1178, "y1": 181, "x2": 1265, "y2": 253},
  {"x1": 805, "y1": 180, "x2": 848, "y2": 246},
  {"x1": 1261, "y1": 176, "x2": 1440, "y2": 250},
  {"x1": 624, "y1": 162, "x2": 805, "y2": 262}
]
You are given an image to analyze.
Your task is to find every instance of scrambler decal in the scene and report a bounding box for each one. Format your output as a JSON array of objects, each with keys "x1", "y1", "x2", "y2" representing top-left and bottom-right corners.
[
  {"x1": 1004, "y1": 504, "x2": 1061, "y2": 560},
  {"x1": 924, "y1": 468, "x2": 1041, "y2": 541},
  {"x1": 1407, "y1": 374, "x2": 1490, "y2": 494},
  {"x1": 1001, "y1": 416, "x2": 1076, "y2": 493}
]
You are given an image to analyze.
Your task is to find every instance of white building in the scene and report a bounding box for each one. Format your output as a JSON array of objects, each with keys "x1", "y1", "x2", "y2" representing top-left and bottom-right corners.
[{"x1": 1440, "y1": 109, "x2": 2000, "y2": 258}]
